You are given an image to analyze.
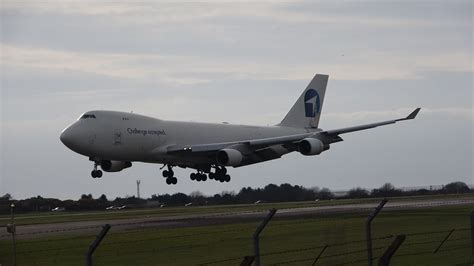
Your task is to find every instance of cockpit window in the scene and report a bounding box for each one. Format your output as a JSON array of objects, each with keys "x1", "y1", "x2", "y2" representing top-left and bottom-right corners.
[{"x1": 80, "y1": 114, "x2": 96, "y2": 119}]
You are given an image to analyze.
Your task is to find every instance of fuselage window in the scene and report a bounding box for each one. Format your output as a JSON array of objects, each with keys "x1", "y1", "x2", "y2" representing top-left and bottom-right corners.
[{"x1": 81, "y1": 114, "x2": 97, "y2": 119}]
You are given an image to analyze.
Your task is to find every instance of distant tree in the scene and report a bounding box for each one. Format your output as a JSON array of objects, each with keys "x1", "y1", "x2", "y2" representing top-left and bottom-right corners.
[
  {"x1": 62, "y1": 199, "x2": 77, "y2": 211},
  {"x1": 80, "y1": 194, "x2": 93, "y2": 200},
  {"x1": 190, "y1": 191, "x2": 204, "y2": 198},
  {"x1": 0, "y1": 193, "x2": 12, "y2": 200},
  {"x1": 78, "y1": 194, "x2": 96, "y2": 210},
  {"x1": 380, "y1": 183, "x2": 395, "y2": 192},
  {"x1": 189, "y1": 191, "x2": 206, "y2": 205},
  {"x1": 170, "y1": 193, "x2": 190, "y2": 205},
  {"x1": 443, "y1": 182, "x2": 470, "y2": 194},
  {"x1": 237, "y1": 187, "x2": 257, "y2": 204},
  {"x1": 413, "y1": 189, "x2": 432, "y2": 196},
  {"x1": 371, "y1": 183, "x2": 402, "y2": 197},
  {"x1": 219, "y1": 192, "x2": 236, "y2": 204},
  {"x1": 98, "y1": 194, "x2": 108, "y2": 202},
  {"x1": 317, "y1": 188, "x2": 334, "y2": 200},
  {"x1": 348, "y1": 187, "x2": 369, "y2": 198}
]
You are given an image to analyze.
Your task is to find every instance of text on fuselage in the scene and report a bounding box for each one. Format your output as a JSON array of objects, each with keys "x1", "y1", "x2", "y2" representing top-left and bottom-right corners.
[{"x1": 127, "y1": 128, "x2": 166, "y2": 136}]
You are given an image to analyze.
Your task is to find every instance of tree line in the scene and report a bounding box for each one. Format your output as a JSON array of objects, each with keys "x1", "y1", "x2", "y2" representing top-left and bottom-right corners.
[{"x1": 0, "y1": 181, "x2": 471, "y2": 214}]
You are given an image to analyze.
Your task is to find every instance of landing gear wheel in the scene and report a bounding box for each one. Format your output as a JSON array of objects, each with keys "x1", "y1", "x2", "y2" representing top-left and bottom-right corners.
[
  {"x1": 224, "y1": 174, "x2": 230, "y2": 182},
  {"x1": 190, "y1": 173, "x2": 196, "y2": 180},
  {"x1": 215, "y1": 167, "x2": 227, "y2": 176},
  {"x1": 162, "y1": 169, "x2": 174, "y2": 178},
  {"x1": 209, "y1": 172, "x2": 215, "y2": 180},
  {"x1": 201, "y1": 174, "x2": 207, "y2": 181},
  {"x1": 91, "y1": 170, "x2": 103, "y2": 178},
  {"x1": 166, "y1": 177, "x2": 177, "y2": 185}
]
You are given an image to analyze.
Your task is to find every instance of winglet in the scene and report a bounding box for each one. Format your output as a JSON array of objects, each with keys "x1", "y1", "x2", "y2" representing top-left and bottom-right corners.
[{"x1": 406, "y1": 108, "x2": 421, "y2": 120}]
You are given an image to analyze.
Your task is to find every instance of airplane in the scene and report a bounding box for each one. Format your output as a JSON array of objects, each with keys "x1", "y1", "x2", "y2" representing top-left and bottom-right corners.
[{"x1": 60, "y1": 74, "x2": 420, "y2": 185}]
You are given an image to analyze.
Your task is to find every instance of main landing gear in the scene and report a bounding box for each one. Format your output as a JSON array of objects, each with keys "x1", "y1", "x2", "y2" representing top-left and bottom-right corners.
[
  {"x1": 210, "y1": 166, "x2": 231, "y2": 183},
  {"x1": 190, "y1": 166, "x2": 230, "y2": 183},
  {"x1": 162, "y1": 165, "x2": 178, "y2": 185},
  {"x1": 91, "y1": 162, "x2": 103, "y2": 178},
  {"x1": 160, "y1": 165, "x2": 230, "y2": 185},
  {"x1": 190, "y1": 172, "x2": 207, "y2": 182}
]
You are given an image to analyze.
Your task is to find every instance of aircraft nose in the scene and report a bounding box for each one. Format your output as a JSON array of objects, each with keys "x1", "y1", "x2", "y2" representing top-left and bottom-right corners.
[{"x1": 60, "y1": 127, "x2": 74, "y2": 148}]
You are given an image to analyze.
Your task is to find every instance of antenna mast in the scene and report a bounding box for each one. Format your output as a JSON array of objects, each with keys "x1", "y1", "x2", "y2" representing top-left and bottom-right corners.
[{"x1": 136, "y1": 180, "x2": 141, "y2": 199}]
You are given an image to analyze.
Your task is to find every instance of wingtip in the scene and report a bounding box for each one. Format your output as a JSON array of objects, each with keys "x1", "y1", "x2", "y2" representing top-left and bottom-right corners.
[{"x1": 406, "y1": 108, "x2": 421, "y2": 120}]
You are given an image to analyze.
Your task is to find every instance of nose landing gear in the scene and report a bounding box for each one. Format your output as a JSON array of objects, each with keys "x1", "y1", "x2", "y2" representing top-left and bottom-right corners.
[{"x1": 91, "y1": 162, "x2": 103, "y2": 178}]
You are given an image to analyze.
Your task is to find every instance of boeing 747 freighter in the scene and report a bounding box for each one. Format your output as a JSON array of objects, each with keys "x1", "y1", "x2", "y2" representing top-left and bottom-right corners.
[{"x1": 60, "y1": 74, "x2": 420, "y2": 185}]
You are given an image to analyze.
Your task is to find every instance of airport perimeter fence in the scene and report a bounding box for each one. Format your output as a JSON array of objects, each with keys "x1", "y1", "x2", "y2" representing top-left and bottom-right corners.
[{"x1": 0, "y1": 202, "x2": 473, "y2": 265}]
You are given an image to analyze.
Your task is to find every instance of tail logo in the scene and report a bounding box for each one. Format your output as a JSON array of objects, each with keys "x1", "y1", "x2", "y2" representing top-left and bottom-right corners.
[{"x1": 304, "y1": 89, "x2": 321, "y2": 117}]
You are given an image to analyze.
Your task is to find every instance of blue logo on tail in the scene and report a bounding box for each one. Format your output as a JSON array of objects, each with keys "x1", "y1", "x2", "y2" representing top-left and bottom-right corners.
[{"x1": 304, "y1": 89, "x2": 321, "y2": 117}]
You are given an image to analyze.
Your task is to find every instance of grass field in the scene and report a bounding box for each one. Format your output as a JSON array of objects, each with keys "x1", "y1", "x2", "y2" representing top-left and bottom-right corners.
[{"x1": 0, "y1": 201, "x2": 472, "y2": 265}]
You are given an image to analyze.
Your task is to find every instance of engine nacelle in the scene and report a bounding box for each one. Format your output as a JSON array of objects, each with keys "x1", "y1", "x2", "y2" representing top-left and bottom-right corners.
[
  {"x1": 101, "y1": 160, "x2": 132, "y2": 172},
  {"x1": 216, "y1": 149, "x2": 243, "y2": 166},
  {"x1": 298, "y1": 138, "x2": 327, "y2": 156}
]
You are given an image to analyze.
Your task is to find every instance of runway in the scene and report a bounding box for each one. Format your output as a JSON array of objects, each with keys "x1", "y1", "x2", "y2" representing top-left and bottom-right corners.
[{"x1": 1, "y1": 197, "x2": 473, "y2": 240}]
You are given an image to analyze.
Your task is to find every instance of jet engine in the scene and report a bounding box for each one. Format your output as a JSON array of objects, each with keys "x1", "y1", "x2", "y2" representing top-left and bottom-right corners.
[
  {"x1": 100, "y1": 160, "x2": 132, "y2": 172},
  {"x1": 298, "y1": 138, "x2": 327, "y2": 156},
  {"x1": 216, "y1": 149, "x2": 243, "y2": 166}
]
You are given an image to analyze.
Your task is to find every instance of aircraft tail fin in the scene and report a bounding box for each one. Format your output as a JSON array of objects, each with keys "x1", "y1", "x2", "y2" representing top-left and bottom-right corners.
[{"x1": 279, "y1": 74, "x2": 329, "y2": 128}]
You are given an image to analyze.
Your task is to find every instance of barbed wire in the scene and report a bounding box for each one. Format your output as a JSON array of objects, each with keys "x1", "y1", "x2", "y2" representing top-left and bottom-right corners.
[
  {"x1": 1, "y1": 210, "x2": 471, "y2": 266},
  {"x1": 2, "y1": 226, "x2": 468, "y2": 254}
]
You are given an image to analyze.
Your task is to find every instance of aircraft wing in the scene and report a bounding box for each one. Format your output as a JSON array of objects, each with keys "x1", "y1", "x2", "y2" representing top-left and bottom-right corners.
[
  {"x1": 318, "y1": 108, "x2": 420, "y2": 138},
  {"x1": 166, "y1": 108, "x2": 420, "y2": 154},
  {"x1": 167, "y1": 132, "x2": 314, "y2": 154}
]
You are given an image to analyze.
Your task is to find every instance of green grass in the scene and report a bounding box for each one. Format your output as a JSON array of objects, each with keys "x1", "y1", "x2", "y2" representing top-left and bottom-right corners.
[
  {"x1": 1, "y1": 193, "x2": 472, "y2": 226},
  {"x1": 1, "y1": 204, "x2": 472, "y2": 266}
]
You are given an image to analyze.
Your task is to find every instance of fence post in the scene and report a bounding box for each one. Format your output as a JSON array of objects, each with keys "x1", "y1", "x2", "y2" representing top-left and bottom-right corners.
[
  {"x1": 253, "y1": 208, "x2": 277, "y2": 266},
  {"x1": 366, "y1": 199, "x2": 388, "y2": 266},
  {"x1": 378, "y1": 234, "x2": 405, "y2": 266},
  {"x1": 312, "y1": 244, "x2": 328, "y2": 266},
  {"x1": 7, "y1": 203, "x2": 17, "y2": 266},
  {"x1": 85, "y1": 224, "x2": 111, "y2": 266},
  {"x1": 470, "y1": 210, "x2": 474, "y2": 256},
  {"x1": 433, "y1": 229, "x2": 455, "y2": 254}
]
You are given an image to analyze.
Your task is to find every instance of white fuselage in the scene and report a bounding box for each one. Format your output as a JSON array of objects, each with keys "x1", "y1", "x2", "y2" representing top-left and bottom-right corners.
[
  {"x1": 59, "y1": 74, "x2": 419, "y2": 184},
  {"x1": 60, "y1": 110, "x2": 315, "y2": 167}
]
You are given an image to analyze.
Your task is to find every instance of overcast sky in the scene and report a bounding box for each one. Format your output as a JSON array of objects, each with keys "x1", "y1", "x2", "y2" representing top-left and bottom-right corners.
[{"x1": 1, "y1": 1, "x2": 472, "y2": 200}]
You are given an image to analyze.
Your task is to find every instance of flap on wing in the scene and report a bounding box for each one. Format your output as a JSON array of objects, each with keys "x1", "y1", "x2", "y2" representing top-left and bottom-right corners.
[{"x1": 167, "y1": 132, "x2": 314, "y2": 154}]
